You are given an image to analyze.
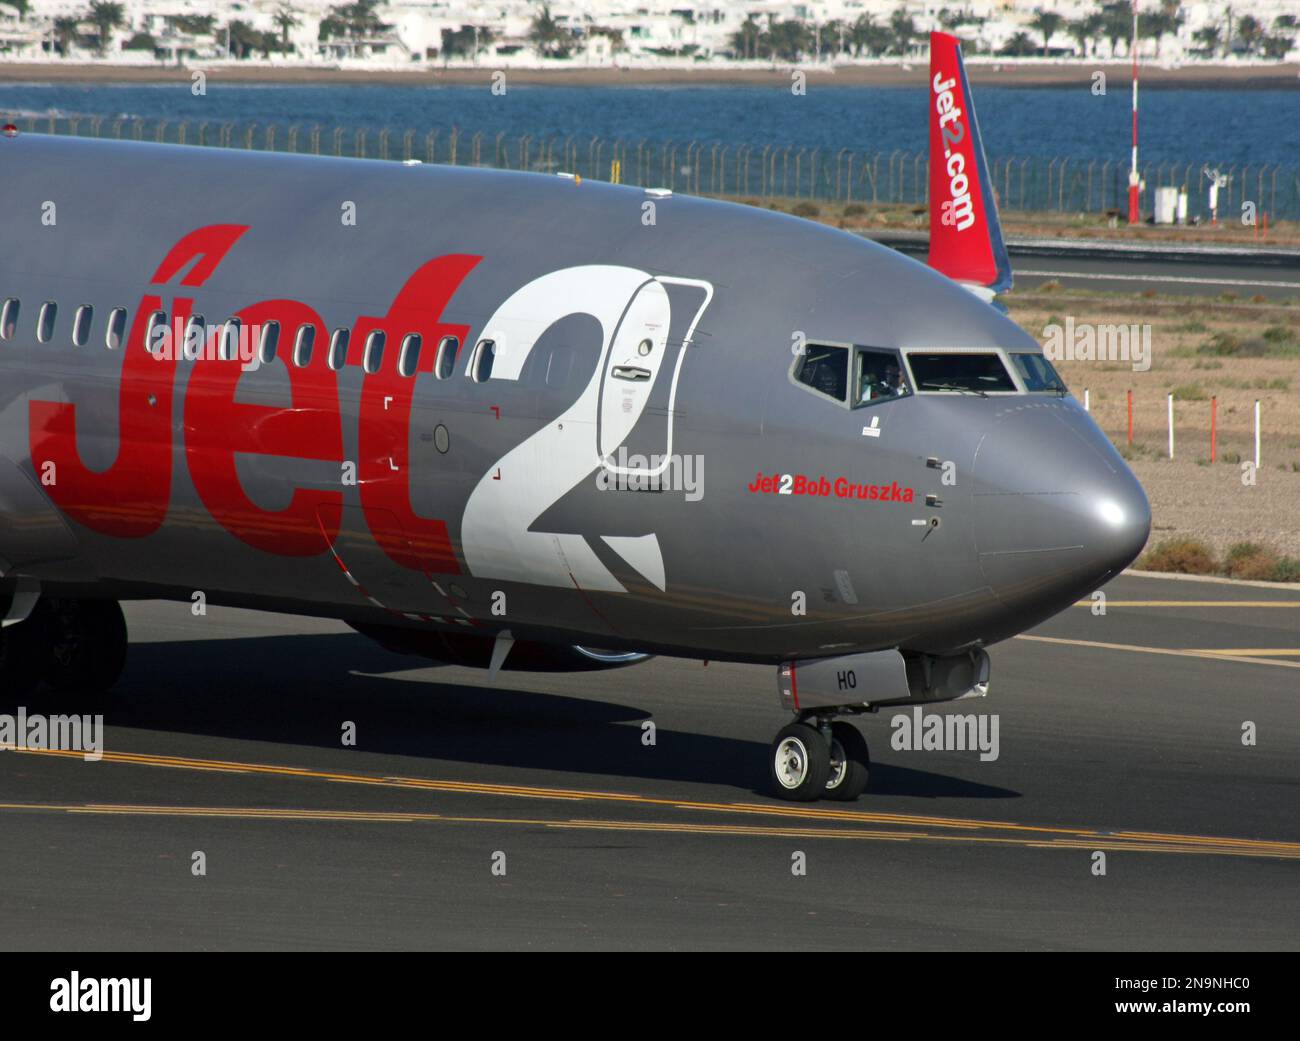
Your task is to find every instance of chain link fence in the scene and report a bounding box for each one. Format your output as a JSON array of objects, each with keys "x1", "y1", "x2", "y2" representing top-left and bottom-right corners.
[{"x1": 19, "y1": 114, "x2": 1300, "y2": 223}]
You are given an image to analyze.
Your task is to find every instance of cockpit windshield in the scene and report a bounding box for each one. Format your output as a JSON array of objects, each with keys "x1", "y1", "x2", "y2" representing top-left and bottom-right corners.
[
  {"x1": 794, "y1": 344, "x2": 849, "y2": 402},
  {"x1": 793, "y1": 343, "x2": 911, "y2": 408},
  {"x1": 907, "y1": 352, "x2": 1016, "y2": 394},
  {"x1": 856, "y1": 348, "x2": 910, "y2": 405},
  {"x1": 1010, "y1": 352, "x2": 1068, "y2": 393}
]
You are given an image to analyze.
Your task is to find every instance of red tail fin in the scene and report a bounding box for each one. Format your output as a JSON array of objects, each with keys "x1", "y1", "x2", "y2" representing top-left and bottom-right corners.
[{"x1": 927, "y1": 31, "x2": 1012, "y2": 298}]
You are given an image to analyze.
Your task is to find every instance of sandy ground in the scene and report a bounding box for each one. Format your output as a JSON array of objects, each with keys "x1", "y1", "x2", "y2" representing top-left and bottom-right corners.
[
  {"x1": 1003, "y1": 289, "x2": 1300, "y2": 559},
  {"x1": 1, "y1": 59, "x2": 1298, "y2": 89},
  {"x1": 1123, "y1": 456, "x2": 1300, "y2": 559}
]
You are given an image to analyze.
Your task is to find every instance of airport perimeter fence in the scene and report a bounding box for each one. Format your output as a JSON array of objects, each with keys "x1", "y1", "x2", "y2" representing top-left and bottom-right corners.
[{"x1": 18, "y1": 114, "x2": 1300, "y2": 223}]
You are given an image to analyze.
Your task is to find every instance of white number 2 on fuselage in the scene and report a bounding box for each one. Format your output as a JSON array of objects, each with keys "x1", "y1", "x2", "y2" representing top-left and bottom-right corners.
[{"x1": 462, "y1": 265, "x2": 675, "y2": 593}]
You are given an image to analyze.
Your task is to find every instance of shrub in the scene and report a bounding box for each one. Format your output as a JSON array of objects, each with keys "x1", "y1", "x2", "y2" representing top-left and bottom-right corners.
[
  {"x1": 1223, "y1": 543, "x2": 1280, "y2": 580},
  {"x1": 843, "y1": 203, "x2": 866, "y2": 217},
  {"x1": 792, "y1": 201, "x2": 821, "y2": 218},
  {"x1": 1200, "y1": 332, "x2": 1243, "y2": 355},
  {"x1": 1139, "y1": 538, "x2": 1217, "y2": 575},
  {"x1": 1272, "y1": 558, "x2": 1300, "y2": 583}
]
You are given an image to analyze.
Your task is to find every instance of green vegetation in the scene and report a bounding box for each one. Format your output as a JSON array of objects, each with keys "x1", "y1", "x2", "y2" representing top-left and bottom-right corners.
[{"x1": 1140, "y1": 538, "x2": 1300, "y2": 583}]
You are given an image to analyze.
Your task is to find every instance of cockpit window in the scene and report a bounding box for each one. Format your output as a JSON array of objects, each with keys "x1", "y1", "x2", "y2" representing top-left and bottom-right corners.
[
  {"x1": 1010, "y1": 352, "x2": 1068, "y2": 393},
  {"x1": 907, "y1": 352, "x2": 1016, "y2": 393},
  {"x1": 794, "y1": 344, "x2": 849, "y2": 402},
  {"x1": 856, "y1": 348, "x2": 910, "y2": 406}
]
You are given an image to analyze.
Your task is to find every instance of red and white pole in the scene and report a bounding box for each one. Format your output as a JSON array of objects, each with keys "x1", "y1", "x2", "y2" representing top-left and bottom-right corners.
[
  {"x1": 1127, "y1": 2, "x2": 1140, "y2": 224},
  {"x1": 1210, "y1": 396, "x2": 1217, "y2": 463}
]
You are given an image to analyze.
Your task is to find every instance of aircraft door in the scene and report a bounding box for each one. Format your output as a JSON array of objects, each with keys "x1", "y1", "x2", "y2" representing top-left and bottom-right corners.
[{"x1": 596, "y1": 276, "x2": 713, "y2": 475}]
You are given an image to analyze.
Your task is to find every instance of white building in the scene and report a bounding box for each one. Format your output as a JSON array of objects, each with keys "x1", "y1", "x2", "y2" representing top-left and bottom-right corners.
[{"x1": 2, "y1": 0, "x2": 1296, "y2": 66}]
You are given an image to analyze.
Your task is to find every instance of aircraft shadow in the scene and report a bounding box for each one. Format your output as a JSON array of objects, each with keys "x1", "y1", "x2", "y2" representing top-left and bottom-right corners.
[{"x1": 8, "y1": 632, "x2": 1018, "y2": 801}]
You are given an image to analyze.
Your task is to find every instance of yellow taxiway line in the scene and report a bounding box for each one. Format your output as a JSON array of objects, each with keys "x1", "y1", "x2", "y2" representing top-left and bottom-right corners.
[
  {"x1": 1015, "y1": 634, "x2": 1300, "y2": 669},
  {"x1": 5, "y1": 747, "x2": 1298, "y2": 860},
  {"x1": 1073, "y1": 600, "x2": 1300, "y2": 608}
]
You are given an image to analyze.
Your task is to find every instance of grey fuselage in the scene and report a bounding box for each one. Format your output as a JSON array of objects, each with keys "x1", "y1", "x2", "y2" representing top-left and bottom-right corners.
[{"x1": 0, "y1": 134, "x2": 1150, "y2": 665}]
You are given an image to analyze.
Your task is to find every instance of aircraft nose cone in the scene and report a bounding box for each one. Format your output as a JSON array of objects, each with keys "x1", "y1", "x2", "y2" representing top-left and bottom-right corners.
[{"x1": 971, "y1": 399, "x2": 1151, "y2": 608}]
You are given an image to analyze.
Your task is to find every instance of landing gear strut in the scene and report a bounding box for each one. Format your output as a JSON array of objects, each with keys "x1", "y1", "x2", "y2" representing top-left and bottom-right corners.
[{"x1": 769, "y1": 715, "x2": 871, "y2": 802}]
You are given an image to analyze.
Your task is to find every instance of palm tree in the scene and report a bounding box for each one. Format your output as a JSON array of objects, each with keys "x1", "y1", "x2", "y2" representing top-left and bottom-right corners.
[
  {"x1": 52, "y1": 15, "x2": 80, "y2": 56},
  {"x1": 1193, "y1": 24, "x2": 1221, "y2": 57},
  {"x1": 1029, "y1": 9, "x2": 1063, "y2": 56},
  {"x1": 87, "y1": 0, "x2": 124, "y2": 56},
  {"x1": 1066, "y1": 14, "x2": 1102, "y2": 57},
  {"x1": 847, "y1": 14, "x2": 872, "y2": 56},
  {"x1": 1236, "y1": 15, "x2": 1263, "y2": 53},
  {"x1": 530, "y1": 4, "x2": 572, "y2": 59},
  {"x1": 1100, "y1": 1, "x2": 1131, "y2": 58},
  {"x1": 1000, "y1": 31, "x2": 1037, "y2": 57},
  {"x1": 888, "y1": 7, "x2": 916, "y2": 57},
  {"x1": 766, "y1": 20, "x2": 813, "y2": 62},
  {"x1": 274, "y1": 6, "x2": 299, "y2": 53},
  {"x1": 226, "y1": 19, "x2": 261, "y2": 59},
  {"x1": 730, "y1": 14, "x2": 761, "y2": 60}
]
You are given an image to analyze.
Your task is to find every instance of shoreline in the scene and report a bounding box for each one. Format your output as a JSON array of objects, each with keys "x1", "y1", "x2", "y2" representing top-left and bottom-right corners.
[{"x1": 2, "y1": 60, "x2": 1298, "y2": 89}]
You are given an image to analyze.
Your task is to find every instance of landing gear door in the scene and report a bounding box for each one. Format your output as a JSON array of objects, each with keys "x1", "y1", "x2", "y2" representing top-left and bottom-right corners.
[{"x1": 596, "y1": 276, "x2": 712, "y2": 472}]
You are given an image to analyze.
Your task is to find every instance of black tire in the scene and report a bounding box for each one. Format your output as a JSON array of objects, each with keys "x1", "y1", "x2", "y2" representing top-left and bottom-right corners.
[
  {"x1": 45, "y1": 599, "x2": 128, "y2": 697},
  {"x1": 769, "y1": 722, "x2": 831, "y2": 801},
  {"x1": 824, "y1": 721, "x2": 870, "y2": 801},
  {"x1": 0, "y1": 603, "x2": 51, "y2": 700}
]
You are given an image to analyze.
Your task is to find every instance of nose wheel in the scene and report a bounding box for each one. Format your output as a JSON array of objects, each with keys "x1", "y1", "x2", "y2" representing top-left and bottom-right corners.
[{"x1": 769, "y1": 718, "x2": 871, "y2": 802}]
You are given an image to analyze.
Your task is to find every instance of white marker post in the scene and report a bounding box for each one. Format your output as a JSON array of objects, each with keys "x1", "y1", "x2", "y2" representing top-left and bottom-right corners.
[
  {"x1": 1255, "y1": 400, "x2": 1261, "y2": 469},
  {"x1": 1084, "y1": 388, "x2": 1090, "y2": 412},
  {"x1": 1167, "y1": 394, "x2": 1174, "y2": 459}
]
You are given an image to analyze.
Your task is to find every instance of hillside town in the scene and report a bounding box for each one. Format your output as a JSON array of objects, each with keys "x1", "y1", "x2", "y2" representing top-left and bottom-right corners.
[{"x1": 0, "y1": 0, "x2": 1296, "y2": 68}]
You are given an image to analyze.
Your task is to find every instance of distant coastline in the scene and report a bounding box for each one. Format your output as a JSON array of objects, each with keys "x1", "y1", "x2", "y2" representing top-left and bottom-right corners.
[{"x1": 2, "y1": 59, "x2": 1299, "y2": 89}]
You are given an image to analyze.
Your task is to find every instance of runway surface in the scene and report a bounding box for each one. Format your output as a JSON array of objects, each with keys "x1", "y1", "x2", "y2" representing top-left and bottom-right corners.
[
  {"x1": 866, "y1": 232, "x2": 1300, "y2": 299},
  {"x1": 1, "y1": 572, "x2": 1296, "y2": 951},
  {"x1": 1010, "y1": 256, "x2": 1300, "y2": 299}
]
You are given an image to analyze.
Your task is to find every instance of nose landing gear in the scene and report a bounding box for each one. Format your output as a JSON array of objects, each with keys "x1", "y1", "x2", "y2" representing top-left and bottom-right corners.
[{"x1": 769, "y1": 716, "x2": 871, "y2": 802}]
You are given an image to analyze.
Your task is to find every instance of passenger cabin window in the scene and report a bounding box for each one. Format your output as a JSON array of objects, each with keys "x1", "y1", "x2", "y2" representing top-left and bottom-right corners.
[
  {"x1": 259, "y1": 320, "x2": 280, "y2": 365},
  {"x1": 398, "y1": 333, "x2": 422, "y2": 377},
  {"x1": 293, "y1": 324, "x2": 315, "y2": 368},
  {"x1": 794, "y1": 344, "x2": 849, "y2": 402},
  {"x1": 219, "y1": 318, "x2": 242, "y2": 361},
  {"x1": 855, "y1": 347, "x2": 910, "y2": 406},
  {"x1": 146, "y1": 310, "x2": 169, "y2": 354},
  {"x1": 363, "y1": 330, "x2": 386, "y2": 374},
  {"x1": 907, "y1": 352, "x2": 1016, "y2": 394},
  {"x1": 105, "y1": 307, "x2": 127, "y2": 350},
  {"x1": 1010, "y1": 353, "x2": 1067, "y2": 393},
  {"x1": 72, "y1": 304, "x2": 94, "y2": 347},
  {"x1": 37, "y1": 301, "x2": 58, "y2": 343},
  {"x1": 470, "y1": 339, "x2": 495, "y2": 383},
  {"x1": 328, "y1": 328, "x2": 349, "y2": 371},
  {"x1": 0, "y1": 298, "x2": 18, "y2": 340},
  {"x1": 184, "y1": 315, "x2": 205, "y2": 359},
  {"x1": 435, "y1": 335, "x2": 458, "y2": 379}
]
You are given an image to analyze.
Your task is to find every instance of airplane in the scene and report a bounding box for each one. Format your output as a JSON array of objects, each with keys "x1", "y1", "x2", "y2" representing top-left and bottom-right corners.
[{"x1": 0, "y1": 33, "x2": 1149, "y2": 802}]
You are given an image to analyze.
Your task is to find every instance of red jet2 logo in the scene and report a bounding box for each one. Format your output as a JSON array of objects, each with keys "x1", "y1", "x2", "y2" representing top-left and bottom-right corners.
[{"x1": 28, "y1": 224, "x2": 480, "y2": 576}]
